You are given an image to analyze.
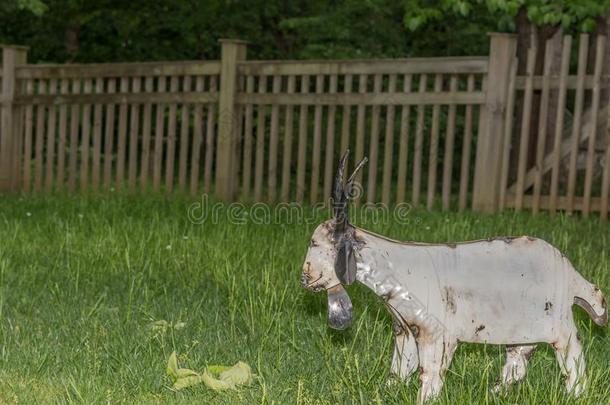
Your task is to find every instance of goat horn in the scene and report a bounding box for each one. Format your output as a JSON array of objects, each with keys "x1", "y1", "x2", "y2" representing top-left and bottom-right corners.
[
  {"x1": 345, "y1": 157, "x2": 368, "y2": 198},
  {"x1": 333, "y1": 150, "x2": 349, "y2": 218}
]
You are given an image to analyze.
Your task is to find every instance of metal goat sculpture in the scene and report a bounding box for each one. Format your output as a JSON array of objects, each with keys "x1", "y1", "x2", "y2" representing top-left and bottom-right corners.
[{"x1": 301, "y1": 151, "x2": 608, "y2": 403}]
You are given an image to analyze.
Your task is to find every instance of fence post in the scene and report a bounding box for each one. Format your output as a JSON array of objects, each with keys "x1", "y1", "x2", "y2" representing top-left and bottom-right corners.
[
  {"x1": 0, "y1": 45, "x2": 28, "y2": 192},
  {"x1": 472, "y1": 33, "x2": 517, "y2": 213},
  {"x1": 215, "y1": 39, "x2": 247, "y2": 201}
]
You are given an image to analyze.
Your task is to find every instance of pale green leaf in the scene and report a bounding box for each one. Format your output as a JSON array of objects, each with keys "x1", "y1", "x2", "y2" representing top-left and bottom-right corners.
[
  {"x1": 166, "y1": 352, "x2": 253, "y2": 391},
  {"x1": 166, "y1": 351, "x2": 179, "y2": 383},
  {"x1": 173, "y1": 374, "x2": 204, "y2": 390},
  {"x1": 219, "y1": 362, "x2": 253, "y2": 386},
  {"x1": 202, "y1": 370, "x2": 235, "y2": 390}
]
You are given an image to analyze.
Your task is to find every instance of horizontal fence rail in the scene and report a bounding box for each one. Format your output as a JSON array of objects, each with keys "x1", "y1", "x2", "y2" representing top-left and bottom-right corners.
[
  {"x1": 237, "y1": 57, "x2": 488, "y2": 75},
  {"x1": 15, "y1": 61, "x2": 221, "y2": 78},
  {"x1": 1, "y1": 34, "x2": 610, "y2": 221}
]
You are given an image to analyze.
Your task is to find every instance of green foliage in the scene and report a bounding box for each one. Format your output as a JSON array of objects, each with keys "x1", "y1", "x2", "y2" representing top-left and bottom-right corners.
[
  {"x1": 0, "y1": 0, "x2": 318, "y2": 62},
  {"x1": 404, "y1": 0, "x2": 610, "y2": 33},
  {"x1": 16, "y1": 0, "x2": 47, "y2": 16},
  {"x1": 0, "y1": 0, "x2": 48, "y2": 16},
  {"x1": 0, "y1": 0, "x2": 609, "y2": 63},
  {"x1": 279, "y1": 0, "x2": 409, "y2": 58}
]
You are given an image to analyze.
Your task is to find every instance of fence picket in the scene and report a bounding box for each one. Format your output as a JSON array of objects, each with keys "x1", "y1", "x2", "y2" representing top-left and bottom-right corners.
[
  {"x1": 139, "y1": 77, "x2": 153, "y2": 191},
  {"x1": 381, "y1": 74, "x2": 397, "y2": 205},
  {"x1": 67, "y1": 79, "x2": 79, "y2": 192},
  {"x1": 160, "y1": 76, "x2": 178, "y2": 194},
  {"x1": 254, "y1": 75, "x2": 267, "y2": 201},
  {"x1": 103, "y1": 79, "x2": 117, "y2": 189},
  {"x1": 549, "y1": 36, "x2": 572, "y2": 214},
  {"x1": 532, "y1": 41, "x2": 554, "y2": 213},
  {"x1": 340, "y1": 75, "x2": 352, "y2": 158},
  {"x1": 241, "y1": 76, "x2": 254, "y2": 198},
  {"x1": 268, "y1": 75, "x2": 281, "y2": 202},
  {"x1": 79, "y1": 78, "x2": 93, "y2": 191},
  {"x1": 310, "y1": 74, "x2": 324, "y2": 203},
  {"x1": 459, "y1": 75, "x2": 476, "y2": 212},
  {"x1": 34, "y1": 80, "x2": 46, "y2": 192},
  {"x1": 203, "y1": 76, "x2": 217, "y2": 193},
  {"x1": 126, "y1": 77, "x2": 140, "y2": 192},
  {"x1": 23, "y1": 80, "x2": 34, "y2": 192},
  {"x1": 91, "y1": 78, "x2": 104, "y2": 191},
  {"x1": 498, "y1": 65, "x2": 516, "y2": 210},
  {"x1": 412, "y1": 74, "x2": 428, "y2": 207},
  {"x1": 189, "y1": 76, "x2": 205, "y2": 196},
  {"x1": 44, "y1": 78, "x2": 57, "y2": 191},
  {"x1": 442, "y1": 74, "x2": 458, "y2": 211},
  {"x1": 323, "y1": 74, "x2": 338, "y2": 201},
  {"x1": 296, "y1": 75, "x2": 309, "y2": 203},
  {"x1": 366, "y1": 74, "x2": 382, "y2": 203},
  {"x1": 396, "y1": 75, "x2": 412, "y2": 204},
  {"x1": 178, "y1": 76, "x2": 192, "y2": 192},
  {"x1": 515, "y1": 45, "x2": 537, "y2": 212},
  {"x1": 566, "y1": 34, "x2": 589, "y2": 213},
  {"x1": 601, "y1": 87, "x2": 610, "y2": 221},
  {"x1": 582, "y1": 35, "x2": 605, "y2": 217},
  {"x1": 114, "y1": 77, "x2": 129, "y2": 190},
  {"x1": 153, "y1": 76, "x2": 166, "y2": 191},
  {"x1": 164, "y1": 76, "x2": 179, "y2": 194},
  {"x1": 280, "y1": 75, "x2": 296, "y2": 202},
  {"x1": 426, "y1": 74, "x2": 443, "y2": 210},
  {"x1": 354, "y1": 74, "x2": 367, "y2": 189}
]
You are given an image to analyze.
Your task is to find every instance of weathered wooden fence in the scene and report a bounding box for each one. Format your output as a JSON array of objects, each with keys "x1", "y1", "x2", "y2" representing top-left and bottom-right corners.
[
  {"x1": 1, "y1": 34, "x2": 610, "y2": 220},
  {"x1": 501, "y1": 33, "x2": 610, "y2": 220},
  {"x1": 236, "y1": 56, "x2": 488, "y2": 210},
  {"x1": 0, "y1": 53, "x2": 221, "y2": 196}
]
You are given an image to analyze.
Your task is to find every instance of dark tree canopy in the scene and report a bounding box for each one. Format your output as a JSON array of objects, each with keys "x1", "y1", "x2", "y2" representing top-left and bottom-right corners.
[{"x1": 1, "y1": 0, "x2": 609, "y2": 63}]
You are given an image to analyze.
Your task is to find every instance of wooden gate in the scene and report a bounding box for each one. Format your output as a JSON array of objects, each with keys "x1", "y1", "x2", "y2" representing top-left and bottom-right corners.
[{"x1": 500, "y1": 33, "x2": 610, "y2": 220}]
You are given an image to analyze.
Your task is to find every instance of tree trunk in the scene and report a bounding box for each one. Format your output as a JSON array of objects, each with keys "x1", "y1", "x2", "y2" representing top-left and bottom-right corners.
[{"x1": 64, "y1": 24, "x2": 80, "y2": 62}]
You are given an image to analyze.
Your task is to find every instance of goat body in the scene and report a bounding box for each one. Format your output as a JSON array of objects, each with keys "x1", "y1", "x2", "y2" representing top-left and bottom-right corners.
[
  {"x1": 301, "y1": 220, "x2": 607, "y2": 403},
  {"x1": 353, "y1": 226, "x2": 607, "y2": 402},
  {"x1": 301, "y1": 151, "x2": 607, "y2": 403}
]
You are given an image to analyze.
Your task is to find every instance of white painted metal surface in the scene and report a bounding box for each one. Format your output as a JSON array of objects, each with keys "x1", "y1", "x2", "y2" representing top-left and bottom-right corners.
[
  {"x1": 302, "y1": 151, "x2": 607, "y2": 402},
  {"x1": 302, "y1": 220, "x2": 607, "y2": 402}
]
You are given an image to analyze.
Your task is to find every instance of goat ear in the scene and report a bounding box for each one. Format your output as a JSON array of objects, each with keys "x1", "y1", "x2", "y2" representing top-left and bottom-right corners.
[{"x1": 335, "y1": 240, "x2": 357, "y2": 285}]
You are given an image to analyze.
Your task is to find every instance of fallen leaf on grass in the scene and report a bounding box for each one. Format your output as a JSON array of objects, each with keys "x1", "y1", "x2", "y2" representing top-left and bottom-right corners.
[
  {"x1": 203, "y1": 362, "x2": 253, "y2": 389},
  {"x1": 166, "y1": 351, "x2": 253, "y2": 391},
  {"x1": 151, "y1": 320, "x2": 170, "y2": 332},
  {"x1": 150, "y1": 320, "x2": 187, "y2": 334},
  {"x1": 167, "y1": 352, "x2": 204, "y2": 390}
]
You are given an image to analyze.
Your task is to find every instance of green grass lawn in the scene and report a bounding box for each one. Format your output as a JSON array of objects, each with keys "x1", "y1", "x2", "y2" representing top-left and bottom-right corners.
[{"x1": 0, "y1": 194, "x2": 608, "y2": 404}]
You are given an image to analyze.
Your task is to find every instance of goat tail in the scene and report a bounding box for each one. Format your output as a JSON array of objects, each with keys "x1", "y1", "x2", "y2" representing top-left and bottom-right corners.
[{"x1": 571, "y1": 271, "x2": 608, "y2": 327}]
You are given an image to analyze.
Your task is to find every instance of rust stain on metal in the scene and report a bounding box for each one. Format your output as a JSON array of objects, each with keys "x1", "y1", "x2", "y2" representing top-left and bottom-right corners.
[
  {"x1": 381, "y1": 291, "x2": 392, "y2": 302},
  {"x1": 443, "y1": 287, "x2": 457, "y2": 314},
  {"x1": 409, "y1": 324, "x2": 420, "y2": 339}
]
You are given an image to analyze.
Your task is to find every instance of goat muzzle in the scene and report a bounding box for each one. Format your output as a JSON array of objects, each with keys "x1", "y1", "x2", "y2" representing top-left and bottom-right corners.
[{"x1": 327, "y1": 284, "x2": 353, "y2": 330}]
